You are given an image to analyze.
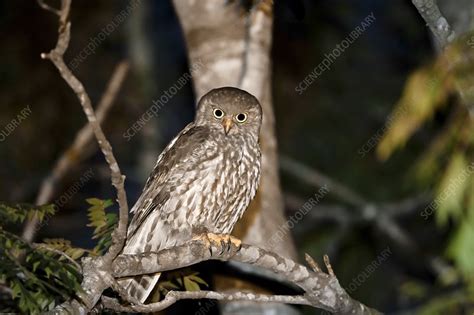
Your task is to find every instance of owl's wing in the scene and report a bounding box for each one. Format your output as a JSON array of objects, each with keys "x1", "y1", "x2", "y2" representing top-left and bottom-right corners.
[{"x1": 126, "y1": 123, "x2": 215, "y2": 238}]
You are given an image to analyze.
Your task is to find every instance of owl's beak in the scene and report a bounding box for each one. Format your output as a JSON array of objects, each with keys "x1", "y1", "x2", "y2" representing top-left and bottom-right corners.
[{"x1": 222, "y1": 117, "x2": 233, "y2": 135}]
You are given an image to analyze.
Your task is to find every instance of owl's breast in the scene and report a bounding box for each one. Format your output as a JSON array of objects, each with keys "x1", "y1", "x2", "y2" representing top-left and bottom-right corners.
[
  {"x1": 181, "y1": 133, "x2": 260, "y2": 235},
  {"x1": 201, "y1": 135, "x2": 261, "y2": 233}
]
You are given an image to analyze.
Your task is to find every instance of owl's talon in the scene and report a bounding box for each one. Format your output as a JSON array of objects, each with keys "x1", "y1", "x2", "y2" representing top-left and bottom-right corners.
[
  {"x1": 229, "y1": 235, "x2": 242, "y2": 250},
  {"x1": 192, "y1": 233, "x2": 213, "y2": 255},
  {"x1": 220, "y1": 240, "x2": 227, "y2": 255},
  {"x1": 193, "y1": 233, "x2": 242, "y2": 257}
]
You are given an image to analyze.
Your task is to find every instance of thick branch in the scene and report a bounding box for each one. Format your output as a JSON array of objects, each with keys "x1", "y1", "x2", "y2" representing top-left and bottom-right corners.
[{"x1": 112, "y1": 240, "x2": 380, "y2": 314}]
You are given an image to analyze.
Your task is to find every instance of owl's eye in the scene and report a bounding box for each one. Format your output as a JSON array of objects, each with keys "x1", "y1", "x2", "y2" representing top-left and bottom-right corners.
[
  {"x1": 236, "y1": 113, "x2": 247, "y2": 123},
  {"x1": 213, "y1": 108, "x2": 224, "y2": 119}
]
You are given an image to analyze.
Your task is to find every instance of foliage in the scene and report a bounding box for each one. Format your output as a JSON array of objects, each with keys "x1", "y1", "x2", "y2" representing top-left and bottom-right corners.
[
  {"x1": 376, "y1": 31, "x2": 474, "y2": 313},
  {"x1": 153, "y1": 269, "x2": 209, "y2": 301},
  {"x1": 377, "y1": 31, "x2": 474, "y2": 162},
  {"x1": 86, "y1": 198, "x2": 117, "y2": 255},
  {"x1": 0, "y1": 203, "x2": 82, "y2": 314},
  {"x1": 0, "y1": 203, "x2": 55, "y2": 225},
  {"x1": 83, "y1": 197, "x2": 210, "y2": 303},
  {"x1": 376, "y1": 62, "x2": 451, "y2": 161},
  {"x1": 401, "y1": 275, "x2": 474, "y2": 314},
  {"x1": 0, "y1": 198, "x2": 119, "y2": 314},
  {"x1": 0, "y1": 196, "x2": 211, "y2": 313}
]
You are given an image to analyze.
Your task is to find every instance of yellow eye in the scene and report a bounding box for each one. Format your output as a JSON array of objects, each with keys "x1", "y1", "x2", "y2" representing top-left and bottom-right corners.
[
  {"x1": 236, "y1": 113, "x2": 247, "y2": 123},
  {"x1": 213, "y1": 108, "x2": 224, "y2": 118}
]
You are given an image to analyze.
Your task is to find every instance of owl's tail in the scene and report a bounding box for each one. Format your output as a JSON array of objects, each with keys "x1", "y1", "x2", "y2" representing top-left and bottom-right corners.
[{"x1": 117, "y1": 273, "x2": 161, "y2": 304}]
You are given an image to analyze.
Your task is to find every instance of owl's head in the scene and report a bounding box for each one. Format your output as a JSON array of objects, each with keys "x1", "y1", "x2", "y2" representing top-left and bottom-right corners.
[{"x1": 195, "y1": 87, "x2": 263, "y2": 139}]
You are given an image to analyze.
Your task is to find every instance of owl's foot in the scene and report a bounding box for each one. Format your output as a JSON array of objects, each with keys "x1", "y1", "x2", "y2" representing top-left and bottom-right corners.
[
  {"x1": 193, "y1": 233, "x2": 242, "y2": 257},
  {"x1": 207, "y1": 233, "x2": 242, "y2": 250}
]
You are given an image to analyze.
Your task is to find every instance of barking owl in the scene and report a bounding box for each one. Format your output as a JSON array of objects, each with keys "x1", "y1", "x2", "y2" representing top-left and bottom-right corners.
[{"x1": 118, "y1": 87, "x2": 262, "y2": 303}]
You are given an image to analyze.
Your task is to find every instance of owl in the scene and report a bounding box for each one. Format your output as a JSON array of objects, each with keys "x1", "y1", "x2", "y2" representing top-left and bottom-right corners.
[{"x1": 118, "y1": 87, "x2": 263, "y2": 303}]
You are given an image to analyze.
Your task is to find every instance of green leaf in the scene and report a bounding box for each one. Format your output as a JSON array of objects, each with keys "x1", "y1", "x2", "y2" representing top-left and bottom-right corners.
[
  {"x1": 32, "y1": 261, "x2": 40, "y2": 272},
  {"x1": 435, "y1": 153, "x2": 470, "y2": 225},
  {"x1": 399, "y1": 281, "x2": 428, "y2": 299},
  {"x1": 86, "y1": 198, "x2": 104, "y2": 206},
  {"x1": 0, "y1": 229, "x2": 82, "y2": 313},
  {"x1": 0, "y1": 203, "x2": 55, "y2": 225},
  {"x1": 187, "y1": 274, "x2": 208, "y2": 287},
  {"x1": 446, "y1": 212, "x2": 474, "y2": 279},
  {"x1": 85, "y1": 198, "x2": 117, "y2": 254},
  {"x1": 158, "y1": 280, "x2": 179, "y2": 291},
  {"x1": 183, "y1": 277, "x2": 201, "y2": 291},
  {"x1": 412, "y1": 112, "x2": 463, "y2": 186},
  {"x1": 376, "y1": 63, "x2": 451, "y2": 161}
]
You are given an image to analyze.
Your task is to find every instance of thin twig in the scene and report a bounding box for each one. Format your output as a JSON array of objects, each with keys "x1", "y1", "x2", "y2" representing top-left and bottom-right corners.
[
  {"x1": 323, "y1": 255, "x2": 334, "y2": 277},
  {"x1": 411, "y1": 0, "x2": 456, "y2": 47},
  {"x1": 22, "y1": 61, "x2": 129, "y2": 242},
  {"x1": 32, "y1": 243, "x2": 82, "y2": 272},
  {"x1": 304, "y1": 253, "x2": 321, "y2": 272},
  {"x1": 0, "y1": 283, "x2": 12, "y2": 296},
  {"x1": 281, "y1": 158, "x2": 450, "y2": 281},
  {"x1": 38, "y1": 0, "x2": 128, "y2": 266},
  {"x1": 37, "y1": 0, "x2": 61, "y2": 16}
]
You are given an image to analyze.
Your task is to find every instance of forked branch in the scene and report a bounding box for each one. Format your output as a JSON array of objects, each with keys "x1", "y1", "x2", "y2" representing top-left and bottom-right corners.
[{"x1": 37, "y1": 0, "x2": 128, "y2": 264}]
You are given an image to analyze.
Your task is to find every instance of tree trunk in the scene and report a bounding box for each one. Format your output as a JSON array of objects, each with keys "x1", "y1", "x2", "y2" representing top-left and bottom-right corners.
[{"x1": 172, "y1": 1, "x2": 298, "y2": 314}]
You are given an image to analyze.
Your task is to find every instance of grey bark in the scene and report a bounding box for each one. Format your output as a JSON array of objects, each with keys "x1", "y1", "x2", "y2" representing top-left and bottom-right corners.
[
  {"x1": 107, "y1": 239, "x2": 380, "y2": 314},
  {"x1": 412, "y1": 0, "x2": 474, "y2": 48},
  {"x1": 411, "y1": 0, "x2": 456, "y2": 47},
  {"x1": 438, "y1": 0, "x2": 474, "y2": 36}
]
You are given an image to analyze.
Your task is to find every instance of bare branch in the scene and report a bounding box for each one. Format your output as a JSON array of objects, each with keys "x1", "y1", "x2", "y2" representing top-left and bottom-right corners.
[
  {"x1": 48, "y1": 237, "x2": 381, "y2": 314},
  {"x1": 102, "y1": 291, "x2": 312, "y2": 313},
  {"x1": 111, "y1": 239, "x2": 380, "y2": 314},
  {"x1": 305, "y1": 253, "x2": 321, "y2": 273},
  {"x1": 411, "y1": 0, "x2": 456, "y2": 47},
  {"x1": 323, "y1": 255, "x2": 335, "y2": 277},
  {"x1": 32, "y1": 243, "x2": 82, "y2": 272},
  {"x1": 280, "y1": 155, "x2": 368, "y2": 207},
  {"x1": 22, "y1": 61, "x2": 129, "y2": 242},
  {"x1": 282, "y1": 159, "x2": 450, "y2": 281},
  {"x1": 37, "y1": 0, "x2": 61, "y2": 17},
  {"x1": 38, "y1": 0, "x2": 128, "y2": 265},
  {"x1": 0, "y1": 283, "x2": 13, "y2": 296}
]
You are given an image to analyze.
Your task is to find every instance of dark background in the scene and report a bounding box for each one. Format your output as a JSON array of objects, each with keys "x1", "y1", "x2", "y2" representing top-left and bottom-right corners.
[{"x1": 0, "y1": 1, "x2": 471, "y2": 314}]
